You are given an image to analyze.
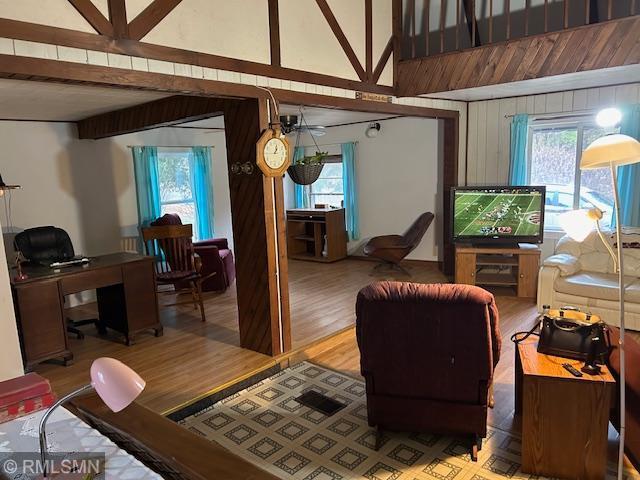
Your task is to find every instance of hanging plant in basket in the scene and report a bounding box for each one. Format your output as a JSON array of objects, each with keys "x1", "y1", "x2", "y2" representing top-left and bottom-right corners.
[
  {"x1": 288, "y1": 151, "x2": 328, "y2": 185},
  {"x1": 286, "y1": 109, "x2": 329, "y2": 185}
]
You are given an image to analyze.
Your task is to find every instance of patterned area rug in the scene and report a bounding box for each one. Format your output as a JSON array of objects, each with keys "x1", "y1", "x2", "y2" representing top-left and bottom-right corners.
[{"x1": 180, "y1": 362, "x2": 636, "y2": 479}]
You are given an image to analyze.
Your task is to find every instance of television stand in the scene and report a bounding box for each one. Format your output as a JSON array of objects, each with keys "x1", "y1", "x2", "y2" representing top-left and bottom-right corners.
[{"x1": 454, "y1": 244, "x2": 541, "y2": 298}]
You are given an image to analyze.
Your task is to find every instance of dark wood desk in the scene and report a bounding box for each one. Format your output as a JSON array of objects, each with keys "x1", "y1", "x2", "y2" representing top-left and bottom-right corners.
[{"x1": 11, "y1": 253, "x2": 162, "y2": 369}]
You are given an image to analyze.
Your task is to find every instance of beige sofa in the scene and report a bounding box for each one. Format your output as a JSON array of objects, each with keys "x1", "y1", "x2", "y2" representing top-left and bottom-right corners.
[{"x1": 537, "y1": 230, "x2": 640, "y2": 330}]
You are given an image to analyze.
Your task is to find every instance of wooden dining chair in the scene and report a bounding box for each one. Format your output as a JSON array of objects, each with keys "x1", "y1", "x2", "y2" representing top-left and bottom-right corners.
[{"x1": 141, "y1": 224, "x2": 214, "y2": 322}]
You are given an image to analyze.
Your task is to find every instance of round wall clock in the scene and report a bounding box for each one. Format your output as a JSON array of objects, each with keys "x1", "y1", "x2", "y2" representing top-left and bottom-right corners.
[{"x1": 256, "y1": 128, "x2": 292, "y2": 177}]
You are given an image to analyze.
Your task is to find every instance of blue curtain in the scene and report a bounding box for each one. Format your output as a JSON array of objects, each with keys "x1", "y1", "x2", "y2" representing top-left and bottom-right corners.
[
  {"x1": 191, "y1": 147, "x2": 215, "y2": 240},
  {"x1": 293, "y1": 146, "x2": 308, "y2": 208},
  {"x1": 132, "y1": 146, "x2": 161, "y2": 227},
  {"x1": 509, "y1": 114, "x2": 529, "y2": 185},
  {"x1": 342, "y1": 142, "x2": 359, "y2": 241},
  {"x1": 616, "y1": 104, "x2": 640, "y2": 227}
]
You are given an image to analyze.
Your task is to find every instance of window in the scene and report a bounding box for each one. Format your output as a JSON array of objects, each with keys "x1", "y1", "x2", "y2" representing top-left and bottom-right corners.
[
  {"x1": 528, "y1": 120, "x2": 617, "y2": 230},
  {"x1": 157, "y1": 149, "x2": 197, "y2": 229},
  {"x1": 308, "y1": 156, "x2": 344, "y2": 208}
]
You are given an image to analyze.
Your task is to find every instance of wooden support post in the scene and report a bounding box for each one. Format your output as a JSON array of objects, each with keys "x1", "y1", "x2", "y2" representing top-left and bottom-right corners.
[
  {"x1": 442, "y1": 116, "x2": 459, "y2": 276},
  {"x1": 222, "y1": 98, "x2": 291, "y2": 356}
]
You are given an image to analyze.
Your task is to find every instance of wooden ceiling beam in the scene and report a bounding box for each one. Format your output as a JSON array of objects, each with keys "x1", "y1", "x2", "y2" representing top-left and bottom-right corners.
[
  {"x1": 76, "y1": 95, "x2": 229, "y2": 139},
  {"x1": 315, "y1": 0, "x2": 367, "y2": 81},
  {"x1": 67, "y1": 0, "x2": 114, "y2": 36},
  {"x1": 108, "y1": 0, "x2": 129, "y2": 38},
  {"x1": 365, "y1": 0, "x2": 373, "y2": 80},
  {"x1": 372, "y1": 36, "x2": 393, "y2": 84},
  {"x1": 128, "y1": 0, "x2": 182, "y2": 41},
  {"x1": 0, "y1": 18, "x2": 394, "y2": 95},
  {"x1": 268, "y1": 0, "x2": 281, "y2": 66}
]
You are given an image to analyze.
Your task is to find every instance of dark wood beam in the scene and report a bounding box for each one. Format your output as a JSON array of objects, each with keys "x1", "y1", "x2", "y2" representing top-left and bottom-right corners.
[
  {"x1": 462, "y1": 0, "x2": 481, "y2": 47},
  {"x1": 0, "y1": 54, "x2": 265, "y2": 103},
  {"x1": 365, "y1": 0, "x2": 373, "y2": 80},
  {"x1": 108, "y1": 0, "x2": 129, "y2": 38},
  {"x1": 272, "y1": 88, "x2": 458, "y2": 119},
  {"x1": 128, "y1": 0, "x2": 182, "y2": 41},
  {"x1": 223, "y1": 98, "x2": 290, "y2": 355},
  {"x1": 77, "y1": 95, "x2": 227, "y2": 139},
  {"x1": 268, "y1": 0, "x2": 281, "y2": 66},
  {"x1": 372, "y1": 36, "x2": 393, "y2": 84},
  {"x1": 589, "y1": 0, "x2": 600, "y2": 24},
  {"x1": 67, "y1": 0, "x2": 114, "y2": 36},
  {"x1": 442, "y1": 116, "x2": 459, "y2": 275},
  {"x1": 392, "y1": 0, "x2": 402, "y2": 87},
  {"x1": 315, "y1": 0, "x2": 367, "y2": 81},
  {"x1": 0, "y1": 18, "x2": 394, "y2": 95},
  {"x1": 397, "y1": 15, "x2": 640, "y2": 96}
]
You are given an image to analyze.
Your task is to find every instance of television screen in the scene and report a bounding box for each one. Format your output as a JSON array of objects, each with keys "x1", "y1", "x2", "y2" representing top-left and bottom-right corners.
[{"x1": 451, "y1": 186, "x2": 545, "y2": 243}]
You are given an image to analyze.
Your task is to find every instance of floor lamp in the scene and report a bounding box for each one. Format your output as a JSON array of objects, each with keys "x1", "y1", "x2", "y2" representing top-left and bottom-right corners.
[{"x1": 559, "y1": 108, "x2": 640, "y2": 479}]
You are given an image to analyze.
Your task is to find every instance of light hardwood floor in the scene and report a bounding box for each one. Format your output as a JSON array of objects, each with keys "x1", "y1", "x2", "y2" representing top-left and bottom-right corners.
[{"x1": 35, "y1": 258, "x2": 527, "y2": 416}]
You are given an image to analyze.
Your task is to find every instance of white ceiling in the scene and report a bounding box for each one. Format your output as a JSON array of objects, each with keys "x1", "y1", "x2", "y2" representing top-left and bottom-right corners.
[
  {"x1": 0, "y1": 79, "x2": 170, "y2": 121},
  {"x1": 422, "y1": 65, "x2": 640, "y2": 102}
]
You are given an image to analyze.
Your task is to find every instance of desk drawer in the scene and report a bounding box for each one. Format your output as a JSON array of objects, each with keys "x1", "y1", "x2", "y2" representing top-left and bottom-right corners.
[{"x1": 60, "y1": 266, "x2": 122, "y2": 295}]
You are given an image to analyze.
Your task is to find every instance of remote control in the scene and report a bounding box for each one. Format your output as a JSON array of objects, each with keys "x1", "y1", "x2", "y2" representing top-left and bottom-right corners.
[{"x1": 562, "y1": 363, "x2": 583, "y2": 377}]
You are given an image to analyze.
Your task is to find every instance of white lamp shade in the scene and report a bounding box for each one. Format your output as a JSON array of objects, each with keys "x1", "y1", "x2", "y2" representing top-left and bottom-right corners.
[
  {"x1": 581, "y1": 134, "x2": 640, "y2": 170},
  {"x1": 559, "y1": 209, "x2": 596, "y2": 242}
]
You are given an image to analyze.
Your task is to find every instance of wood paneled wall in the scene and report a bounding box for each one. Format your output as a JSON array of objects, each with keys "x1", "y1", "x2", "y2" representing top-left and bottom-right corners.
[{"x1": 465, "y1": 83, "x2": 640, "y2": 186}]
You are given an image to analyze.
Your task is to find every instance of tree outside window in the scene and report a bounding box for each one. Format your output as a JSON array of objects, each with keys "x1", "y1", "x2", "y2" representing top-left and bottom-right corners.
[
  {"x1": 308, "y1": 160, "x2": 344, "y2": 208},
  {"x1": 528, "y1": 120, "x2": 616, "y2": 230},
  {"x1": 157, "y1": 149, "x2": 197, "y2": 232}
]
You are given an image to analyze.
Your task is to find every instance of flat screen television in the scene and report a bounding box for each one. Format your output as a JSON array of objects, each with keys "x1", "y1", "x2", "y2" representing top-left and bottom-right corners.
[{"x1": 451, "y1": 186, "x2": 546, "y2": 245}]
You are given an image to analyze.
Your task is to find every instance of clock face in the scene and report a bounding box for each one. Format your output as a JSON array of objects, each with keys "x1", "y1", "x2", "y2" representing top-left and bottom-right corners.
[{"x1": 264, "y1": 138, "x2": 288, "y2": 169}]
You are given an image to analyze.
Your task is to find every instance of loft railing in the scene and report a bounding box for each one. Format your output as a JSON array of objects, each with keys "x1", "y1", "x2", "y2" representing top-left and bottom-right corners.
[{"x1": 401, "y1": 0, "x2": 638, "y2": 59}]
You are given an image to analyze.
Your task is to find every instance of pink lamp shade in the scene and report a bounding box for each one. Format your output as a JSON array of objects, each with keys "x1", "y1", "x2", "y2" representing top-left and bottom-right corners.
[{"x1": 89, "y1": 357, "x2": 145, "y2": 412}]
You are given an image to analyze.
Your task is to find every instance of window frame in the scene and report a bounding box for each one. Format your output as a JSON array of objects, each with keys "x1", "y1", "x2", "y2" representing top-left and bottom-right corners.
[
  {"x1": 156, "y1": 148, "x2": 199, "y2": 236},
  {"x1": 526, "y1": 116, "x2": 605, "y2": 232},
  {"x1": 307, "y1": 154, "x2": 344, "y2": 208}
]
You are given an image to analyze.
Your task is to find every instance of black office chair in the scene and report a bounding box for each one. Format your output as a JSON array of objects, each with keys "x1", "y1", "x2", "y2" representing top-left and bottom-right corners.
[{"x1": 14, "y1": 226, "x2": 98, "y2": 339}]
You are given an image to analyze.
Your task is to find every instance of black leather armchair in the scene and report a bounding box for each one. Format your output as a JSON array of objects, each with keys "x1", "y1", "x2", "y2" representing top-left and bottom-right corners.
[
  {"x1": 14, "y1": 226, "x2": 75, "y2": 264},
  {"x1": 14, "y1": 226, "x2": 97, "y2": 339}
]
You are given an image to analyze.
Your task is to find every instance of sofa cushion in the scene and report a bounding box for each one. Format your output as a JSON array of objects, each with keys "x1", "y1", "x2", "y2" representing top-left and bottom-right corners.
[
  {"x1": 555, "y1": 272, "x2": 640, "y2": 303},
  {"x1": 543, "y1": 253, "x2": 581, "y2": 276}
]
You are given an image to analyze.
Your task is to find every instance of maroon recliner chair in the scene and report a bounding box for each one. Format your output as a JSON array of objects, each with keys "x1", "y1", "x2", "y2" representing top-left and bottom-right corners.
[
  {"x1": 607, "y1": 327, "x2": 640, "y2": 470},
  {"x1": 150, "y1": 214, "x2": 236, "y2": 292},
  {"x1": 356, "y1": 281, "x2": 501, "y2": 460}
]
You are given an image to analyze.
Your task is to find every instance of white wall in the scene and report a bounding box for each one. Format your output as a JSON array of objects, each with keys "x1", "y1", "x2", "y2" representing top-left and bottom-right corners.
[
  {"x1": 466, "y1": 83, "x2": 640, "y2": 186},
  {"x1": 285, "y1": 116, "x2": 443, "y2": 261},
  {"x1": 0, "y1": 121, "x2": 233, "y2": 259}
]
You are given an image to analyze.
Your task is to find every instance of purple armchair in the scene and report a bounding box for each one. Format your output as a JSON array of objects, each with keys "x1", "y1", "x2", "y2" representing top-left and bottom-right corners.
[
  {"x1": 150, "y1": 214, "x2": 236, "y2": 292},
  {"x1": 356, "y1": 281, "x2": 501, "y2": 460}
]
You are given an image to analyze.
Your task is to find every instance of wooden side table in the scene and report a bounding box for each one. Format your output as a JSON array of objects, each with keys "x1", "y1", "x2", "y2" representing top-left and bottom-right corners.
[{"x1": 515, "y1": 338, "x2": 615, "y2": 479}]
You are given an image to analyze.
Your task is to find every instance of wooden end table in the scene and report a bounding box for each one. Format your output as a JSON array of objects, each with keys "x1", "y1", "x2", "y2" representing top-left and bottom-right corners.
[{"x1": 515, "y1": 337, "x2": 615, "y2": 479}]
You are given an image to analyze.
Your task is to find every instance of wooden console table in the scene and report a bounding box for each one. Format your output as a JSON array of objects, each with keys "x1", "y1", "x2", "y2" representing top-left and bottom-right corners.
[
  {"x1": 286, "y1": 208, "x2": 347, "y2": 262},
  {"x1": 454, "y1": 244, "x2": 541, "y2": 298},
  {"x1": 515, "y1": 337, "x2": 615, "y2": 479}
]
